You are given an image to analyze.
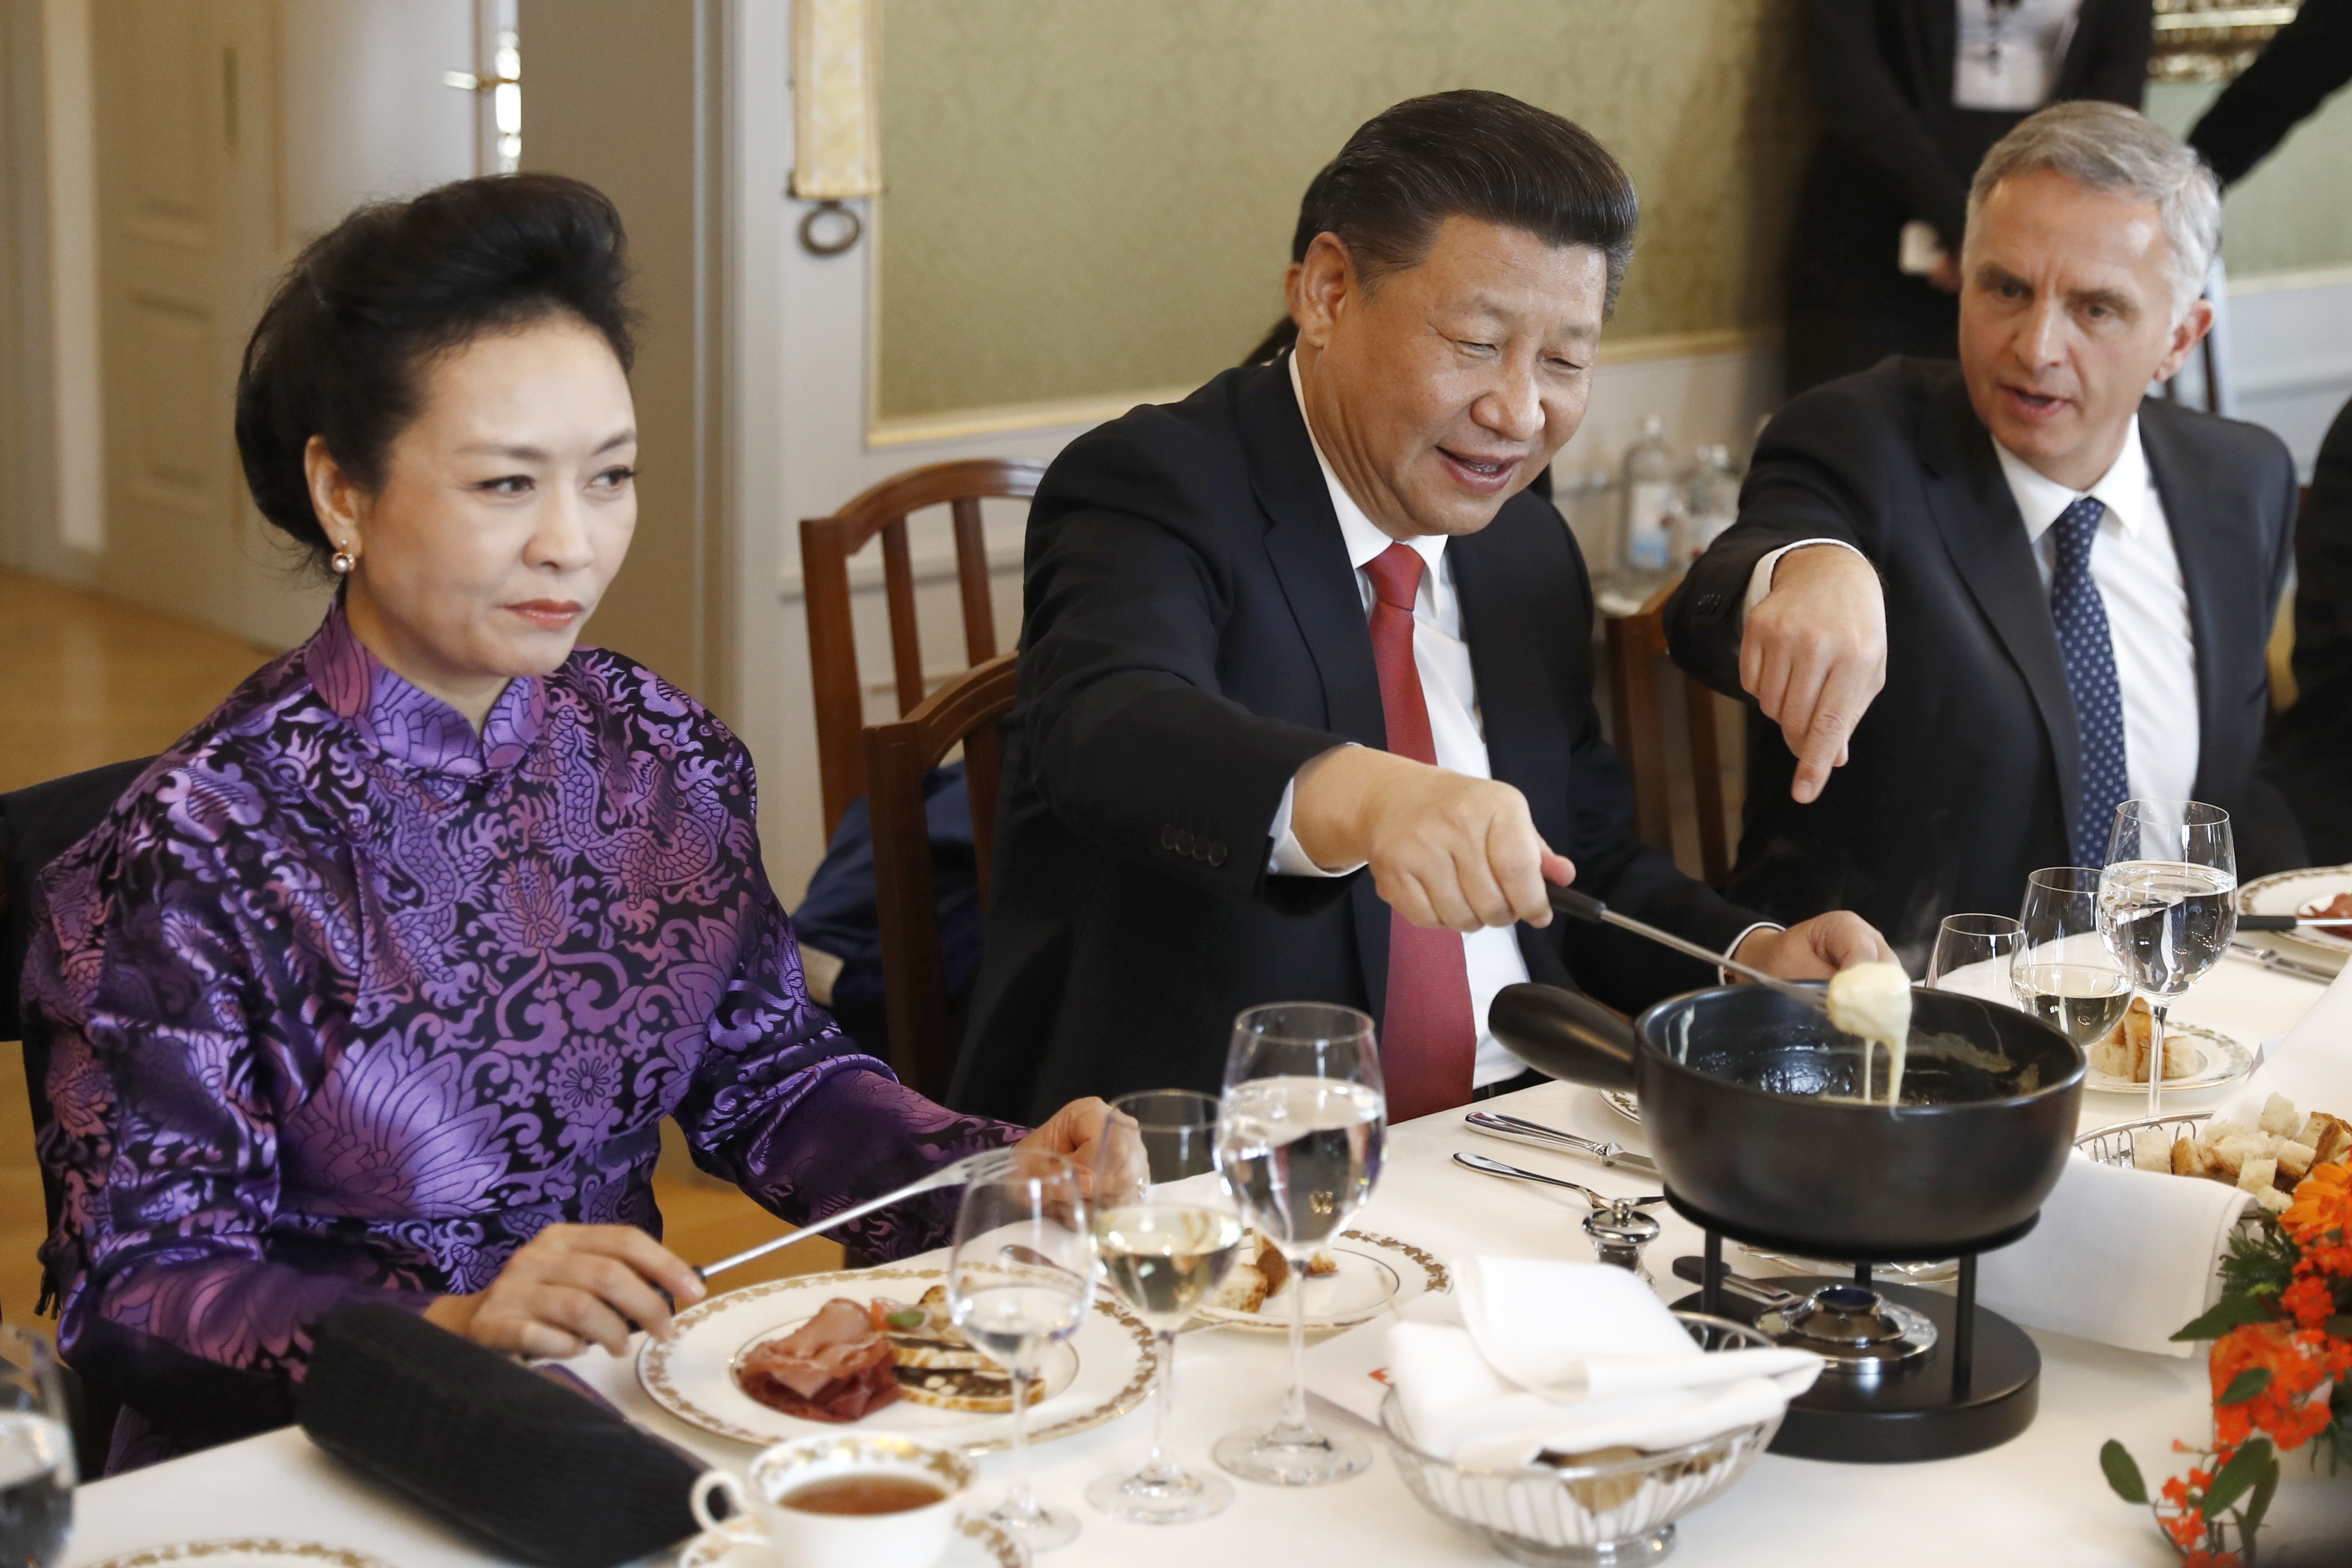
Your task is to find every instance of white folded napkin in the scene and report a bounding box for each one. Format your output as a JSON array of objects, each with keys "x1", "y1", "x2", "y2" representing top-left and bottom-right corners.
[
  {"x1": 2218, "y1": 958, "x2": 2352, "y2": 1115},
  {"x1": 1977, "y1": 1153, "x2": 2250, "y2": 1357},
  {"x1": 1385, "y1": 1258, "x2": 1821, "y2": 1468}
]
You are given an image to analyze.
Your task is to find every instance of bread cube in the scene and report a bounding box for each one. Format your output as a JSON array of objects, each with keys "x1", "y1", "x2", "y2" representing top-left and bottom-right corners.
[
  {"x1": 2252, "y1": 1185, "x2": 2293, "y2": 1215},
  {"x1": 2237, "y1": 1157, "x2": 2279, "y2": 1196},
  {"x1": 2306, "y1": 1114, "x2": 2352, "y2": 1167},
  {"x1": 2133, "y1": 1127, "x2": 2175, "y2": 1172},
  {"x1": 2212, "y1": 1135, "x2": 2274, "y2": 1178},
  {"x1": 2205, "y1": 1120, "x2": 2252, "y2": 1144},
  {"x1": 2174, "y1": 1138, "x2": 2226, "y2": 1180},
  {"x1": 2260, "y1": 1094, "x2": 2302, "y2": 1138},
  {"x1": 2276, "y1": 1140, "x2": 2318, "y2": 1180}
]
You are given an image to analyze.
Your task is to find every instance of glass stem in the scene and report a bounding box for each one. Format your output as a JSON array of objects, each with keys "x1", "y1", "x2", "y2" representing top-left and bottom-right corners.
[
  {"x1": 1137, "y1": 1329, "x2": 1181, "y2": 1484},
  {"x1": 1004, "y1": 1364, "x2": 1039, "y2": 1519},
  {"x1": 1279, "y1": 1249, "x2": 1311, "y2": 1438},
  {"x1": 2148, "y1": 1000, "x2": 2167, "y2": 1121}
]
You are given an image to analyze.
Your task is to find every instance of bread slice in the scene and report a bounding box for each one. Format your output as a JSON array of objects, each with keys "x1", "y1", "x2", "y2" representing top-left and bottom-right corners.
[
  {"x1": 1205, "y1": 1262, "x2": 1268, "y2": 1314},
  {"x1": 895, "y1": 1364, "x2": 1042, "y2": 1413}
]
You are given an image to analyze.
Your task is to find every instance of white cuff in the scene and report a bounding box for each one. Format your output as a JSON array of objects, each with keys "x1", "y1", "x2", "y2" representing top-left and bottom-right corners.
[
  {"x1": 1721, "y1": 921, "x2": 1783, "y2": 984},
  {"x1": 1267, "y1": 772, "x2": 1367, "y2": 878},
  {"x1": 1745, "y1": 538, "x2": 1867, "y2": 618}
]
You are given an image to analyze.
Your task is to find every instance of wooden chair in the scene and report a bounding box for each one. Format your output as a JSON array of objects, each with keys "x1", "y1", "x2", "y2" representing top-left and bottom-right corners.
[
  {"x1": 1603, "y1": 579, "x2": 1738, "y2": 886},
  {"x1": 863, "y1": 652, "x2": 1018, "y2": 1098},
  {"x1": 802, "y1": 459, "x2": 1046, "y2": 839}
]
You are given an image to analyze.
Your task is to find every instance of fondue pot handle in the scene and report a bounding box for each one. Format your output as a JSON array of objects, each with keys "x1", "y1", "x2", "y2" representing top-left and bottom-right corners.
[{"x1": 1486, "y1": 983, "x2": 1639, "y2": 1093}]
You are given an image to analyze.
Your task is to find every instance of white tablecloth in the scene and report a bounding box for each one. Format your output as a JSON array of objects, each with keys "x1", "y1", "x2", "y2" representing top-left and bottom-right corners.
[{"x1": 60, "y1": 951, "x2": 2352, "y2": 1567}]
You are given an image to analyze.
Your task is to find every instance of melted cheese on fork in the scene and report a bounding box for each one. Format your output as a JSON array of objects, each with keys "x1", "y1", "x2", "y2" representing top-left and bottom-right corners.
[{"x1": 1828, "y1": 961, "x2": 1914, "y2": 1105}]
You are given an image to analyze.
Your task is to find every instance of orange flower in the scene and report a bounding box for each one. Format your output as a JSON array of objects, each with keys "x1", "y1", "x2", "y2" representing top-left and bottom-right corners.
[
  {"x1": 2209, "y1": 1322, "x2": 2334, "y2": 1450},
  {"x1": 2282, "y1": 1160, "x2": 2352, "y2": 1246}
]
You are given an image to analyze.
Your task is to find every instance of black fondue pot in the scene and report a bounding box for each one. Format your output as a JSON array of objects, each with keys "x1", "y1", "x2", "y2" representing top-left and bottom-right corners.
[{"x1": 1487, "y1": 982, "x2": 2086, "y2": 1259}]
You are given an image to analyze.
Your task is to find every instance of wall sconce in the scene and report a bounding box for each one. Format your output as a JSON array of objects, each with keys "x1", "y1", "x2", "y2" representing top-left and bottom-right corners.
[{"x1": 792, "y1": 0, "x2": 880, "y2": 255}]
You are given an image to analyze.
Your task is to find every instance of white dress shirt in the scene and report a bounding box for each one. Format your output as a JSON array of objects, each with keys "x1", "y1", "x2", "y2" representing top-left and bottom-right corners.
[
  {"x1": 1268, "y1": 355, "x2": 1772, "y2": 1087},
  {"x1": 1952, "y1": 0, "x2": 2082, "y2": 110},
  {"x1": 1745, "y1": 412, "x2": 2199, "y2": 809}
]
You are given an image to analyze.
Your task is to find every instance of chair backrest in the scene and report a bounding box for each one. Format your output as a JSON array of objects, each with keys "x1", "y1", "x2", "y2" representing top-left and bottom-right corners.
[
  {"x1": 1602, "y1": 581, "x2": 1735, "y2": 886},
  {"x1": 863, "y1": 653, "x2": 1019, "y2": 1098},
  {"x1": 802, "y1": 459, "x2": 1047, "y2": 840}
]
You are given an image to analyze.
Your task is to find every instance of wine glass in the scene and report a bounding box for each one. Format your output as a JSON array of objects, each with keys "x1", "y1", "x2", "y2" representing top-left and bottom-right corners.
[
  {"x1": 1212, "y1": 1002, "x2": 1385, "y2": 1487},
  {"x1": 2099, "y1": 800, "x2": 2236, "y2": 1119},
  {"x1": 1926, "y1": 912, "x2": 2023, "y2": 998},
  {"x1": 1085, "y1": 1090, "x2": 1244, "y2": 1523},
  {"x1": 2013, "y1": 867, "x2": 2134, "y2": 1056},
  {"x1": 947, "y1": 1148, "x2": 1095, "y2": 1552},
  {"x1": 0, "y1": 1325, "x2": 73, "y2": 1568}
]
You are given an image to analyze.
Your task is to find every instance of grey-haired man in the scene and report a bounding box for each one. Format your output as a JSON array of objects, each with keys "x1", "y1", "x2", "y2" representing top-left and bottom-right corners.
[{"x1": 1666, "y1": 101, "x2": 2304, "y2": 958}]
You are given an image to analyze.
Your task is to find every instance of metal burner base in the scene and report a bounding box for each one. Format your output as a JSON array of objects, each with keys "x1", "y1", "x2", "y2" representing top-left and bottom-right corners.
[{"x1": 1670, "y1": 1278, "x2": 2040, "y2": 1463}]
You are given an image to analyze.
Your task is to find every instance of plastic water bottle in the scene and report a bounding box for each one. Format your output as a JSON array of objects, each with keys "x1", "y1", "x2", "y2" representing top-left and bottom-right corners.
[
  {"x1": 1677, "y1": 444, "x2": 1741, "y2": 566},
  {"x1": 1621, "y1": 415, "x2": 1678, "y2": 573}
]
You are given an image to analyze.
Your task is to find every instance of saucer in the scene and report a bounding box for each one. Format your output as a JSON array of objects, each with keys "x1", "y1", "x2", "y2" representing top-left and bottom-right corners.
[{"x1": 677, "y1": 1513, "x2": 1029, "y2": 1568}]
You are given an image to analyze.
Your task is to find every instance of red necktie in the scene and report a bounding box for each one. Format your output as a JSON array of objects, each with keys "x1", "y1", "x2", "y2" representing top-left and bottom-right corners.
[{"x1": 1360, "y1": 543, "x2": 1476, "y2": 1121}]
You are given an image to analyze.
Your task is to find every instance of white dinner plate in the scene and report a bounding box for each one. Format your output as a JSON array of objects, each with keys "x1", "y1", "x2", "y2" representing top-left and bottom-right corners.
[
  {"x1": 2082, "y1": 1019, "x2": 2256, "y2": 1095},
  {"x1": 1602, "y1": 1089, "x2": 1642, "y2": 1125},
  {"x1": 678, "y1": 1513, "x2": 1028, "y2": 1568},
  {"x1": 638, "y1": 1267, "x2": 1153, "y2": 1452},
  {"x1": 2239, "y1": 864, "x2": 2352, "y2": 964},
  {"x1": 83, "y1": 1544, "x2": 393, "y2": 1568},
  {"x1": 1191, "y1": 1229, "x2": 1450, "y2": 1332}
]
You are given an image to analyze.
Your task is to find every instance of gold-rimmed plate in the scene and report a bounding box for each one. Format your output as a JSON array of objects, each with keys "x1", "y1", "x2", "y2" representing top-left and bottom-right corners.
[
  {"x1": 2239, "y1": 864, "x2": 2352, "y2": 966},
  {"x1": 637, "y1": 1267, "x2": 1152, "y2": 1452},
  {"x1": 83, "y1": 1545, "x2": 393, "y2": 1568},
  {"x1": 1190, "y1": 1229, "x2": 1449, "y2": 1333},
  {"x1": 2082, "y1": 1019, "x2": 2257, "y2": 1095}
]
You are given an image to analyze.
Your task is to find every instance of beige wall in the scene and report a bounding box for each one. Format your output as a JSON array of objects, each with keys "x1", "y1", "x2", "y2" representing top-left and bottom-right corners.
[
  {"x1": 875, "y1": 0, "x2": 1815, "y2": 422},
  {"x1": 2147, "y1": 80, "x2": 2352, "y2": 282}
]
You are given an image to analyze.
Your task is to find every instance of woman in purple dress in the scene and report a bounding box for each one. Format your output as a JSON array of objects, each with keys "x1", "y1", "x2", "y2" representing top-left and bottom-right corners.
[{"x1": 27, "y1": 175, "x2": 1112, "y2": 1469}]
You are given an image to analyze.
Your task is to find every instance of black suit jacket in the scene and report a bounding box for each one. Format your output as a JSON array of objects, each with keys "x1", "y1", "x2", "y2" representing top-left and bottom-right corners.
[
  {"x1": 2271, "y1": 396, "x2": 2352, "y2": 863},
  {"x1": 1786, "y1": 0, "x2": 2150, "y2": 392},
  {"x1": 2190, "y1": 0, "x2": 2352, "y2": 187},
  {"x1": 950, "y1": 361, "x2": 1762, "y2": 1122},
  {"x1": 1665, "y1": 359, "x2": 2303, "y2": 961}
]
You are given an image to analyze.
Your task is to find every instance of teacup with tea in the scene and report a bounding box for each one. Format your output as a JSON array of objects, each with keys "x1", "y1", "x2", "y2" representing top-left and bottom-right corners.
[{"x1": 689, "y1": 1432, "x2": 974, "y2": 1568}]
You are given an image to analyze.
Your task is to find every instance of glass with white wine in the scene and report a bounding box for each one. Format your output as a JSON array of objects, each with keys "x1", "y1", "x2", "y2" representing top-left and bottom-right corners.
[
  {"x1": 1086, "y1": 1090, "x2": 1244, "y2": 1523},
  {"x1": 1212, "y1": 1002, "x2": 1385, "y2": 1487},
  {"x1": 2013, "y1": 866, "x2": 2135, "y2": 1052},
  {"x1": 2097, "y1": 801, "x2": 2236, "y2": 1119}
]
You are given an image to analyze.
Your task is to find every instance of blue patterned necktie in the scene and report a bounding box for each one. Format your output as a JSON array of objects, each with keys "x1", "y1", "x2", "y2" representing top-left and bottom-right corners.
[{"x1": 2049, "y1": 496, "x2": 2128, "y2": 866}]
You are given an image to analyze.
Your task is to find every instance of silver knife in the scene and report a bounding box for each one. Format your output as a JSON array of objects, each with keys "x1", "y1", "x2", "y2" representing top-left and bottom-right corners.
[
  {"x1": 2226, "y1": 940, "x2": 2341, "y2": 986},
  {"x1": 1463, "y1": 1109, "x2": 1659, "y2": 1177}
]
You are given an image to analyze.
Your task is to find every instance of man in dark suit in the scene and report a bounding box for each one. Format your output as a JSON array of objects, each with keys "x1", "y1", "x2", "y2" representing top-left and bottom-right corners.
[
  {"x1": 2271, "y1": 397, "x2": 2352, "y2": 865},
  {"x1": 1786, "y1": 0, "x2": 2151, "y2": 394},
  {"x1": 951, "y1": 92, "x2": 1889, "y2": 1125},
  {"x1": 1669, "y1": 103, "x2": 2304, "y2": 959}
]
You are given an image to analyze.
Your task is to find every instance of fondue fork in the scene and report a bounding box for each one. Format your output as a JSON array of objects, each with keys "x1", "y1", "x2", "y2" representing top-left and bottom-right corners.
[
  {"x1": 1463, "y1": 1110, "x2": 1660, "y2": 1177},
  {"x1": 1452, "y1": 1151, "x2": 1663, "y2": 1209},
  {"x1": 1543, "y1": 886, "x2": 1834, "y2": 1016},
  {"x1": 695, "y1": 1154, "x2": 983, "y2": 1282}
]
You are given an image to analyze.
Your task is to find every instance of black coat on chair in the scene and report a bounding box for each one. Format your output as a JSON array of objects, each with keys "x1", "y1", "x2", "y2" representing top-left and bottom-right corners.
[{"x1": 948, "y1": 359, "x2": 1763, "y2": 1122}]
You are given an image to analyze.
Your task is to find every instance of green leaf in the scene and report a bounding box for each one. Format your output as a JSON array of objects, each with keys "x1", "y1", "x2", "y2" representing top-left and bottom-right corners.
[
  {"x1": 2220, "y1": 1367, "x2": 2275, "y2": 1406},
  {"x1": 2100, "y1": 1439, "x2": 2148, "y2": 1505},
  {"x1": 2201, "y1": 1438, "x2": 2275, "y2": 1520},
  {"x1": 882, "y1": 1307, "x2": 925, "y2": 1330},
  {"x1": 2172, "y1": 1294, "x2": 2275, "y2": 1342},
  {"x1": 2243, "y1": 1453, "x2": 2281, "y2": 1535}
]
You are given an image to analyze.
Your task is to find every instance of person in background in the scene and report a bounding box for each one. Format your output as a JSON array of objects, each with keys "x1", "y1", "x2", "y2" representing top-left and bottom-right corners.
[
  {"x1": 950, "y1": 91, "x2": 1890, "y2": 1125},
  {"x1": 28, "y1": 174, "x2": 1117, "y2": 1471},
  {"x1": 1786, "y1": 0, "x2": 2151, "y2": 395},
  {"x1": 2271, "y1": 398, "x2": 2352, "y2": 864},
  {"x1": 2189, "y1": 0, "x2": 2352, "y2": 187},
  {"x1": 1670, "y1": 103, "x2": 2304, "y2": 961}
]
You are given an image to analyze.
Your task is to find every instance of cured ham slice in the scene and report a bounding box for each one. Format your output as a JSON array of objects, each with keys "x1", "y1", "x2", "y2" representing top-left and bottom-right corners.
[{"x1": 736, "y1": 1298, "x2": 899, "y2": 1422}]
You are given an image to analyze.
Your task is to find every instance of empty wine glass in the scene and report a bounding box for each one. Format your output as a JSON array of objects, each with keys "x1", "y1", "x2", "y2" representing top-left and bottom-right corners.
[
  {"x1": 2013, "y1": 867, "x2": 2134, "y2": 1054},
  {"x1": 2099, "y1": 800, "x2": 2236, "y2": 1119},
  {"x1": 1926, "y1": 912, "x2": 2023, "y2": 998},
  {"x1": 1212, "y1": 1002, "x2": 1385, "y2": 1488},
  {"x1": 948, "y1": 1149, "x2": 1095, "y2": 1552},
  {"x1": 0, "y1": 1325, "x2": 73, "y2": 1568},
  {"x1": 1086, "y1": 1090, "x2": 1243, "y2": 1523}
]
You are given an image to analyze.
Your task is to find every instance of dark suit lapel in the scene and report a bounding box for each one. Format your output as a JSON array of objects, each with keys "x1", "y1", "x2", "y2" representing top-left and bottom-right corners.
[
  {"x1": 1918, "y1": 377, "x2": 2085, "y2": 836},
  {"x1": 1235, "y1": 359, "x2": 1393, "y2": 1017},
  {"x1": 2141, "y1": 404, "x2": 2257, "y2": 800},
  {"x1": 1451, "y1": 505, "x2": 1576, "y2": 853}
]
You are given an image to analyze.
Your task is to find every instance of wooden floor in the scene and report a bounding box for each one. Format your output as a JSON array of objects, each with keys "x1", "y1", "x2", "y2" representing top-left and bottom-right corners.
[{"x1": 0, "y1": 569, "x2": 834, "y2": 1333}]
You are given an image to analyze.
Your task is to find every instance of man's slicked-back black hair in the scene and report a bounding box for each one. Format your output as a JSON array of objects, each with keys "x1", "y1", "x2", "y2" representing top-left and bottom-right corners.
[
  {"x1": 1321, "y1": 89, "x2": 1639, "y2": 311},
  {"x1": 234, "y1": 173, "x2": 635, "y2": 571},
  {"x1": 1240, "y1": 91, "x2": 1639, "y2": 367}
]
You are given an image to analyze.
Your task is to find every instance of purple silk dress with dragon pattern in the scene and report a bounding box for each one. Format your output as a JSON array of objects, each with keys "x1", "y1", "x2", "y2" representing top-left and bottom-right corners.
[{"x1": 28, "y1": 603, "x2": 1021, "y2": 1468}]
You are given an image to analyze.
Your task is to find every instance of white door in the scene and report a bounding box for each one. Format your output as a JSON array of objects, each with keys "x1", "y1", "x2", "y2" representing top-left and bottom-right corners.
[{"x1": 87, "y1": 0, "x2": 481, "y2": 650}]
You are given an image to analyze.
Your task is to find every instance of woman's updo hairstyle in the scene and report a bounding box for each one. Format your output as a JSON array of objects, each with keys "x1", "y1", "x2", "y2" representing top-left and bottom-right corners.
[{"x1": 234, "y1": 173, "x2": 635, "y2": 572}]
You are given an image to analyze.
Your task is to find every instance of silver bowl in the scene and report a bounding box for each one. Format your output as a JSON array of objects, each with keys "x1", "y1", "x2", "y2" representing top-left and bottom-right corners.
[{"x1": 1377, "y1": 1313, "x2": 1782, "y2": 1566}]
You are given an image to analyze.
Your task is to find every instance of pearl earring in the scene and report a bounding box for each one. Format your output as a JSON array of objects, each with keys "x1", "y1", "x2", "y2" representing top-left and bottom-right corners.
[{"x1": 331, "y1": 545, "x2": 357, "y2": 575}]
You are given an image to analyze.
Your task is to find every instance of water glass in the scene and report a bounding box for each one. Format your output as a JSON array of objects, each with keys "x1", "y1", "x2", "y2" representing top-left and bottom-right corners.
[
  {"x1": 2012, "y1": 867, "x2": 2133, "y2": 1050},
  {"x1": 1926, "y1": 912, "x2": 2023, "y2": 998},
  {"x1": 0, "y1": 1325, "x2": 72, "y2": 1568},
  {"x1": 947, "y1": 1150, "x2": 1094, "y2": 1552},
  {"x1": 2100, "y1": 799, "x2": 2236, "y2": 1119},
  {"x1": 1086, "y1": 1090, "x2": 1241, "y2": 1523},
  {"x1": 1212, "y1": 1002, "x2": 1384, "y2": 1488}
]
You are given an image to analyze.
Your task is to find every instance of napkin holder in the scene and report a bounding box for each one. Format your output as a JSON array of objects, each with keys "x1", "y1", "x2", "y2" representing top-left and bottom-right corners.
[{"x1": 299, "y1": 1304, "x2": 701, "y2": 1568}]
